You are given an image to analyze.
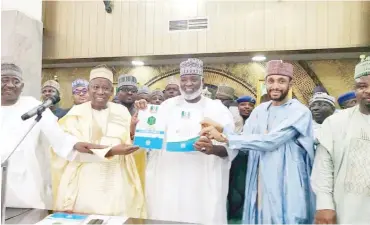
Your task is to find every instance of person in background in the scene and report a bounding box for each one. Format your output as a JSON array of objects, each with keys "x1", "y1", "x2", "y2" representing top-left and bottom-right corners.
[
  {"x1": 164, "y1": 77, "x2": 180, "y2": 100},
  {"x1": 227, "y1": 95, "x2": 256, "y2": 223},
  {"x1": 202, "y1": 87, "x2": 213, "y2": 98},
  {"x1": 137, "y1": 85, "x2": 151, "y2": 102},
  {"x1": 71, "y1": 79, "x2": 90, "y2": 105},
  {"x1": 215, "y1": 85, "x2": 235, "y2": 108},
  {"x1": 41, "y1": 80, "x2": 67, "y2": 119},
  {"x1": 149, "y1": 89, "x2": 165, "y2": 105},
  {"x1": 112, "y1": 95, "x2": 120, "y2": 104},
  {"x1": 201, "y1": 60, "x2": 315, "y2": 224},
  {"x1": 51, "y1": 66, "x2": 146, "y2": 218},
  {"x1": 311, "y1": 55, "x2": 370, "y2": 224},
  {"x1": 135, "y1": 58, "x2": 235, "y2": 224},
  {"x1": 116, "y1": 74, "x2": 138, "y2": 115},
  {"x1": 1, "y1": 63, "x2": 105, "y2": 223},
  {"x1": 309, "y1": 92, "x2": 336, "y2": 143},
  {"x1": 337, "y1": 91, "x2": 357, "y2": 109}
]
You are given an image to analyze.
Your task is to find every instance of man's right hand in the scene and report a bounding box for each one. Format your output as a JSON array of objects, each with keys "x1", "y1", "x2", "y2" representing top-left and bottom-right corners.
[
  {"x1": 73, "y1": 142, "x2": 108, "y2": 154},
  {"x1": 134, "y1": 99, "x2": 148, "y2": 110},
  {"x1": 314, "y1": 209, "x2": 336, "y2": 224},
  {"x1": 107, "y1": 144, "x2": 140, "y2": 156}
]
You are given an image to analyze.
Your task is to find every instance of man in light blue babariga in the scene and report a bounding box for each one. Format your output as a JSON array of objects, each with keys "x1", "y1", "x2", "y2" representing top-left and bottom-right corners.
[{"x1": 201, "y1": 60, "x2": 315, "y2": 224}]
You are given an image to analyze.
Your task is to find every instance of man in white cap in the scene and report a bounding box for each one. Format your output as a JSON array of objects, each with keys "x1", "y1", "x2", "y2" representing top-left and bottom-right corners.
[
  {"x1": 164, "y1": 76, "x2": 180, "y2": 100},
  {"x1": 51, "y1": 66, "x2": 146, "y2": 218},
  {"x1": 201, "y1": 60, "x2": 315, "y2": 224},
  {"x1": 1, "y1": 63, "x2": 105, "y2": 223},
  {"x1": 149, "y1": 89, "x2": 165, "y2": 105},
  {"x1": 41, "y1": 79, "x2": 67, "y2": 119},
  {"x1": 116, "y1": 74, "x2": 138, "y2": 115},
  {"x1": 311, "y1": 55, "x2": 370, "y2": 224},
  {"x1": 308, "y1": 92, "x2": 336, "y2": 143},
  {"x1": 135, "y1": 58, "x2": 235, "y2": 224}
]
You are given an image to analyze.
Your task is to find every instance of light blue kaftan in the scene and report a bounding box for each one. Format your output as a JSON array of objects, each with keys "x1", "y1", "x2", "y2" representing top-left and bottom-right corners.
[{"x1": 224, "y1": 99, "x2": 315, "y2": 224}]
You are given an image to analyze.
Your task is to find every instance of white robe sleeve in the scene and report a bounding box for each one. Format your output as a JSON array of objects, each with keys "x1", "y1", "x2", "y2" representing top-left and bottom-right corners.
[{"x1": 40, "y1": 109, "x2": 78, "y2": 161}]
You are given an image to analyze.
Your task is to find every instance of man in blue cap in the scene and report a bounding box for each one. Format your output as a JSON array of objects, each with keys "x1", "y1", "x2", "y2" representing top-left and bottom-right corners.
[
  {"x1": 227, "y1": 95, "x2": 255, "y2": 223},
  {"x1": 337, "y1": 91, "x2": 357, "y2": 109}
]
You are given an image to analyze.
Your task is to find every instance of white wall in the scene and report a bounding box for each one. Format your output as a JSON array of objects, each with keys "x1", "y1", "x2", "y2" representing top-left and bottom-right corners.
[{"x1": 2, "y1": 0, "x2": 42, "y2": 21}]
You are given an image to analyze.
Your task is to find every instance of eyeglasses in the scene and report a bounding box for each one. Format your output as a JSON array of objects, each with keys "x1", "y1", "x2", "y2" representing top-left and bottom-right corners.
[
  {"x1": 1, "y1": 77, "x2": 23, "y2": 87},
  {"x1": 73, "y1": 88, "x2": 88, "y2": 95},
  {"x1": 120, "y1": 87, "x2": 138, "y2": 93}
]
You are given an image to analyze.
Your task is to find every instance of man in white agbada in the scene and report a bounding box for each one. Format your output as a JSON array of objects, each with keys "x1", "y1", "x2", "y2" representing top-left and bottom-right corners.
[
  {"x1": 311, "y1": 55, "x2": 370, "y2": 224},
  {"x1": 135, "y1": 58, "x2": 236, "y2": 224},
  {"x1": 1, "y1": 63, "x2": 104, "y2": 223}
]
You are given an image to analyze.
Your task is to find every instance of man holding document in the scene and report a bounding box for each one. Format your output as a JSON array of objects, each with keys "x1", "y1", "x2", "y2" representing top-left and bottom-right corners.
[
  {"x1": 134, "y1": 58, "x2": 236, "y2": 224},
  {"x1": 51, "y1": 66, "x2": 146, "y2": 218}
]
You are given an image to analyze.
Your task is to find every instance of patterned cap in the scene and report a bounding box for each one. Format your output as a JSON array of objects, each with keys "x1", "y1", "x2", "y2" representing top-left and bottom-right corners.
[
  {"x1": 266, "y1": 60, "x2": 294, "y2": 78},
  {"x1": 313, "y1": 85, "x2": 329, "y2": 94},
  {"x1": 337, "y1": 91, "x2": 356, "y2": 105},
  {"x1": 42, "y1": 80, "x2": 60, "y2": 91},
  {"x1": 216, "y1": 85, "x2": 235, "y2": 99},
  {"x1": 166, "y1": 76, "x2": 180, "y2": 87},
  {"x1": 138, "y1": 85, "x2": 151, "y2": 95},
  {"x1": 202, "y1": 87, "x2": 212, "y2": 98},
  {"x1": 1, "y1": 63, "x2": 22, "y2": 80},
  {"x1": 236, "y1": 96, "x2": 256, "y2": 104},
  {"x1": 117, "y1": 74, "x2": 138, "y2": 89},
  {"x1": 150, "y1": 88, "x2": 164, "y2": 97},
  {"x1": 309, "y1": 92, "x2": 336, "y2": 107},
  {"x1": 90, "y1": 67, "x2": 113, "y2": 83},
  {"x1": 72, "y1": 79, "x2": 89, "y2": 91},
  {"x1": 354, "y1": 55, "x2": 370, "y2": 79},
  {"x1": 180, "y1": 58, "x2": 203, "y2": 77}
]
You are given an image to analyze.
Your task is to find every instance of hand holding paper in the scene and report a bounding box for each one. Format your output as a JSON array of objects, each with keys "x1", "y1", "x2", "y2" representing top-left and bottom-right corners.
[
  {"x1": 200, "y1": 118, "x2": 224, "y2": 133},
  {"x1": 107, "y1": 144, "x2": 140, "y2": 156},
  {"x1": 74, "y1": 142, "x2": 108, "y2": 154},
  {"x1": 194, "y1": 136, "x2": 214, "y2": 154},
  {"x1": 134, "y1": 99, "x2": 148, "y2": 110},
  {"x1": 200, "y1": 126, "x2": 228, "y2": 143}
]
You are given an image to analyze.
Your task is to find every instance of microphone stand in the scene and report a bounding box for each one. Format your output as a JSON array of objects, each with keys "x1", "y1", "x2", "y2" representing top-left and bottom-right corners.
[{"x1": 1, "y1": 108, "x2": 45, "y2": 224}]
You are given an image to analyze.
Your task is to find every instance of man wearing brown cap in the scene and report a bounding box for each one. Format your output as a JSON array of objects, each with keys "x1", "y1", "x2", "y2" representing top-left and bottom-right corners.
[
  {"x1": 41, "y1": 80, "x2": 67, "y2": 119},
  {"x1": 215, "y1": 85, "x2": 236, "y2": 108},
  {"x1": 164, "y1": 77, "x2": 181, "y2": 100},
  {"x1": 51, "y1": 67, "x2": 146, "y2": 218},
  {"x1": 149, "y1": 89, "x2": 165, "y2": 105},
  {"x1": 201, "y1": 60, "x2": 315, "y2": 224},
  {"x1": 1, "y1": 63, "x2": 105, "y2": 223}
]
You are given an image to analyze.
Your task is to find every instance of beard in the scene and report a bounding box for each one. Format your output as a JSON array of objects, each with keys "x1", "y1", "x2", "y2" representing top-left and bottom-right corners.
[
  {"x1": 268, "y1": 88, "x2": 290, "y2": 102},
  {"x1": 180, "y1": 82, "x2": 203, "y2": 100}
]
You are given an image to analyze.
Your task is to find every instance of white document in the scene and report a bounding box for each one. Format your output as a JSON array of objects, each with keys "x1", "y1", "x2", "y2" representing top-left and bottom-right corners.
[
  {"x1": 35, "y1": 213, "x2": 128, "y2": 225},
  {"x1": 133, "y1": 104, "x2": 165, "y2": 150},
  {"x1": 166, "y1": 107, "x2": 203, "y2": 152}
]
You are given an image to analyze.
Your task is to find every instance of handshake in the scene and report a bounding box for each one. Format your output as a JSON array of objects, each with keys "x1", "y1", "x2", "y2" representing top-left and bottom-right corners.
[{"x1": 200, "y1": 118, "x2": 228, "y2": 143}]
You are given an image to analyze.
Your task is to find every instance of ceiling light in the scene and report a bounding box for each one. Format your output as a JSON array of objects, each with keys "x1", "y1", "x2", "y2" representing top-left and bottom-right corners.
[
  {"x1": 131, "y1": 60, "x2": 144, "y2": 66},
  {"x1": 252, "y1": 55, "x2": 266, "y2": 62}
]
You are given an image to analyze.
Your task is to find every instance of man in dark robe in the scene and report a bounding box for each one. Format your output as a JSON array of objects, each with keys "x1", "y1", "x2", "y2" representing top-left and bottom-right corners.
[{"x1": 41, "y1": 80, "x2": 67, "y2": 119}]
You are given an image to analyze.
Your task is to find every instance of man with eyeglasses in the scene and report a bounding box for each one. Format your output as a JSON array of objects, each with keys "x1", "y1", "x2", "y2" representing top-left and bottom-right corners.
[
  {"x1": 51, "y1": 67, "x2": 146, "y2": 218},
  {"x1": 116, "y1": 74, "x2": 138, "y2": 115},
  {"x1": 71, "y1": 79, "x2": 90, "y2": 105},
  {"x1": 1, "y1": 63, "x2": 106, "y2": 223}
]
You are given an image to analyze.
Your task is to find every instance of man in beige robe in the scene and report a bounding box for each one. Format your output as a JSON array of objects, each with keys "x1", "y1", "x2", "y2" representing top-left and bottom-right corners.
[
  {"x1": 51, "y1": 67, "x2": 146, "y2": 218},
  {"x1": 311, "y1": 55, "x2": 370, "y2": 224}
]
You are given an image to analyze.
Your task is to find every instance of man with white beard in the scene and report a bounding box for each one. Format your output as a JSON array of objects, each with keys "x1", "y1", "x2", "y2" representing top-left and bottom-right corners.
[{"x1": 135, "y1": 58, "x2": 236, "y2": 224}]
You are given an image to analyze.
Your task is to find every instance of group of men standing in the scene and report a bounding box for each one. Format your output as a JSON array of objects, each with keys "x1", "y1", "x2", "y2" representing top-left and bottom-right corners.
[{"x1": 1, "y1": 55, "x2": 369, "y2": 224}]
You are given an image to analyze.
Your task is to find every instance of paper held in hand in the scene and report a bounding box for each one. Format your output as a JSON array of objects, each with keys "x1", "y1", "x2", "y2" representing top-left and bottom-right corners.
[
  {"x1": 133, "y1": 104, "x2": 165, "y2": 150},
  {"x1": 165, "y1": 107, "x2": 203, "y2": 152}
]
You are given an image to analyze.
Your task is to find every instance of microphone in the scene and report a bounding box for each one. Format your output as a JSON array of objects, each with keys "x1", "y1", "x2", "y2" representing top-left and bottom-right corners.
[{"x1": 21, "y1": 96, "x2": 61, "y2": 121}]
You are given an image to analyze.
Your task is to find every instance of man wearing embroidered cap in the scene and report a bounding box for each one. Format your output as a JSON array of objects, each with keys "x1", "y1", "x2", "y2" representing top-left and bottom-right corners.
[
  {"x1": 1, "y1": 63, "x2": 106, "y2": 223},
  {"x1": 200, "y1": 60, "x2": 315, "y2": 224},
  {"x1": 71, "y1": 79, "x2": 90, "y2": 105},
  {"x1": 134, "y1": 58, "x2": 235, "y2": 224},
  {"x1": 116, "y1": 74, "x2": 138, "y2": 115},
  {"x1": 41, "y1": 79, "x2": 67, "y2": 119},
  {"x1": 337, "y1": 91, "x2": 357, "y2": 109},
  {"x1": 309, "y1": 92, "x2": 336, "y2": 142},
  {"x1": 51, "y1": 66, "x2": 146, "y2": 218},
  {"x1": 312, "y1": 55, "x2": 370, "y2": 224},
  {"x1": 164, "y1": 76, "x2": 180, "y2": 100},
  {"x1": 136, "y1": 85, "x2": 151, "y2": 102},
  {"x1": 216, "y1": 85, "x2": 236, "y2": 108},
  {"x1": 149, "y1": 88, "x2": 164, "y2": 105}
]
